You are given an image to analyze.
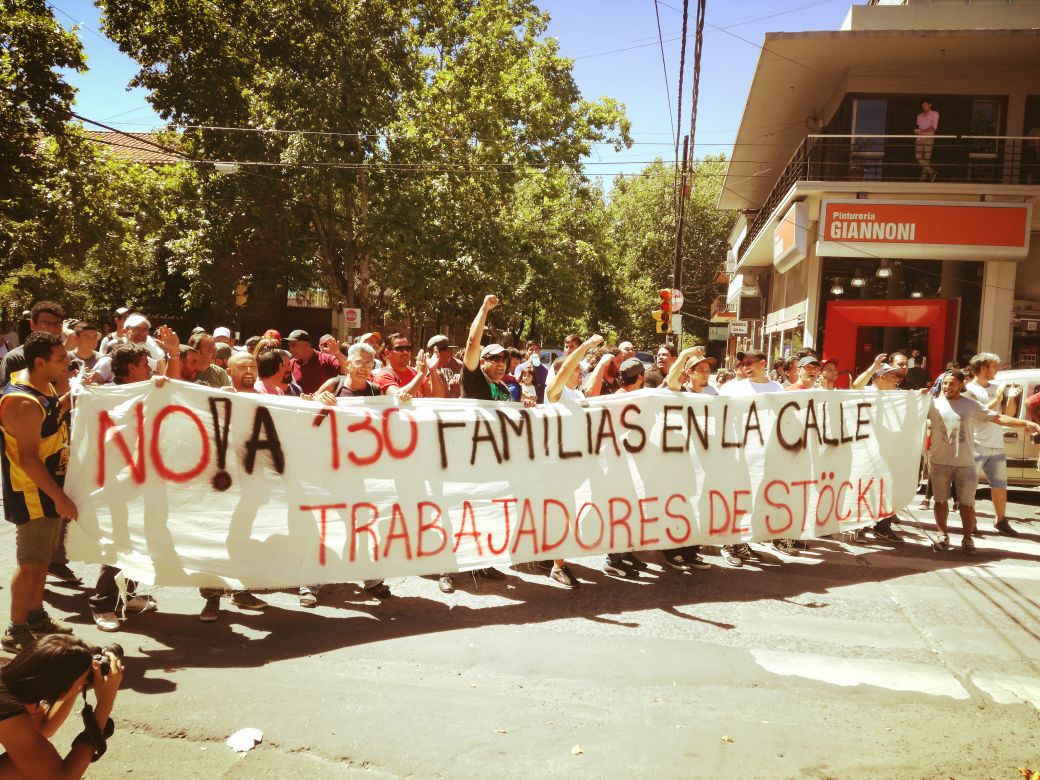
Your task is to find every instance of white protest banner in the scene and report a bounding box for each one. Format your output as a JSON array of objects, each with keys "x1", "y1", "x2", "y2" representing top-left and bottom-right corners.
[{"x1": 66, "y1": 382, "x2": 930, "y2": 588}]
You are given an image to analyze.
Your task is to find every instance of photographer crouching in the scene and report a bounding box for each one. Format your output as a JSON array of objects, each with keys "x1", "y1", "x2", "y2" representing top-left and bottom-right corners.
[{"x1": 0, "y1": 635, "x2": 123, "y2": 777}]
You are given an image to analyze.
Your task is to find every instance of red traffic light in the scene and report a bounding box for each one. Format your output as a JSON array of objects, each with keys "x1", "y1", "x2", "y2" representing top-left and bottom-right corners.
[{"x1": 659, "y1": 288, "x2": 672, "y2": 314}]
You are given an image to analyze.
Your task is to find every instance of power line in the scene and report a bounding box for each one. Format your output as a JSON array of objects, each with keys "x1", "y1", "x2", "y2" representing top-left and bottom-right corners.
[{"x1": 652, "y1": 0, "x2": 676, "y2": 145}]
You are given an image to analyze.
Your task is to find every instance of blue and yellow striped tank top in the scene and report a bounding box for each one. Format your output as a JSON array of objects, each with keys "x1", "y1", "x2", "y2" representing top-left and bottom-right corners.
[{"x1": 0, "y1": 377, "x2": 69, "y2": 524}]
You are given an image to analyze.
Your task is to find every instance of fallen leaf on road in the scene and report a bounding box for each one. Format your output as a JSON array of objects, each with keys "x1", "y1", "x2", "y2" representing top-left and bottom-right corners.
[
  {"x1": 722, "y1": 735, "x2": 734, "y2": 743},
  {"x1": 1019, "y1": 769, "x2": 1039, "y2": 780},
  {"x1": 226, "y1": 728, "x2": 263, "y2": 753},
  {"x1": 495, "y1": 729, "x2": 507, "y2": 734},
  {"x1": 572, "y1": 745, "x2": 583, "y2": 756}
]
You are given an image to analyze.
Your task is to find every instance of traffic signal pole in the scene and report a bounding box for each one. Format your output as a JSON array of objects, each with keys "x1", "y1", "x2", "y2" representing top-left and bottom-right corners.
[{"x1": 670, "y1": 134, "x2": 689, "y2": 346}]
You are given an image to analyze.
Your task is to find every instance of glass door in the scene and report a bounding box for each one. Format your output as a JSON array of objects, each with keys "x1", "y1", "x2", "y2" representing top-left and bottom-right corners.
[{"x1": 850, "y1": 99, "x2": 888, "y2": 180}]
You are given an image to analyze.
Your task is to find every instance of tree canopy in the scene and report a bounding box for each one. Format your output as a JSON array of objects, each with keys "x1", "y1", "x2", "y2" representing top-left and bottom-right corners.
[{"x1": 1, "y1": 0, "x2": 734, "y2": 346}]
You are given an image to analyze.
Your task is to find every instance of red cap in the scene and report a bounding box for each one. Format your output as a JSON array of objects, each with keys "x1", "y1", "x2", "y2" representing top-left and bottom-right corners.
[{"x1": 263, "y1": 329, "x2": 282, "y2": 340}]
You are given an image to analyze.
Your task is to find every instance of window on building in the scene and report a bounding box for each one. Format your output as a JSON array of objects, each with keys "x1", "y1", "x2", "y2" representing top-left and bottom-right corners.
[{"x1": 850, "y1": 99, "x2": 888, "y2": 180}]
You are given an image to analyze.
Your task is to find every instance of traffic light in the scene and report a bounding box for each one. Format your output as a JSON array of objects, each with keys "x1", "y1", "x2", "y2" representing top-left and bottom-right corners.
[
  {"x1": 655, "y1": 289, "x2": 673, "y2": 334},
  {"x1": 234, "y1": 275, "x2": 252, "y2": 308}
]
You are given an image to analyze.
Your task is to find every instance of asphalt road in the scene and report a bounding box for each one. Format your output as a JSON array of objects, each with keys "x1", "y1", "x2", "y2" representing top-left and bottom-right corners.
[{"x1": 3, "y1": 487, "x2": 1039, "y2": 779}]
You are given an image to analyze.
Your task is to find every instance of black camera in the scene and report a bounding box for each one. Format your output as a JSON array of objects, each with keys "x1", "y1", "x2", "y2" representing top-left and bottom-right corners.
[{"x1": 88, "y1": 644, "x2": 124, "y2": 682}]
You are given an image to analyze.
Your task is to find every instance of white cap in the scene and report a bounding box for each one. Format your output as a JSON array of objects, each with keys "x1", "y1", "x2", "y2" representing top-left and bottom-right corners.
[
  {"x1": 124, "y1": 313, "x2": 150, "y2": 329},
  {"x1": 213, "y1": 326, "x2": 233, "y2": 339}
]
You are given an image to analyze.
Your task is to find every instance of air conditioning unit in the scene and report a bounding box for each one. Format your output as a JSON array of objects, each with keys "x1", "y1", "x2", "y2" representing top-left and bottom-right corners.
[{"x1": 737, "y1": 295, "x2": 763, "y2": 320}]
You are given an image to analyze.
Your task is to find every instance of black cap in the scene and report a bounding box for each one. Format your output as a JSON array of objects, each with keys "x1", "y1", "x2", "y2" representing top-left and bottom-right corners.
[
  {"x1": 286, "y1": 329, "x2": 311, "y2": 343},
  {"x1": 737, "y1": 350, "x2": 767, "y2": 362}
]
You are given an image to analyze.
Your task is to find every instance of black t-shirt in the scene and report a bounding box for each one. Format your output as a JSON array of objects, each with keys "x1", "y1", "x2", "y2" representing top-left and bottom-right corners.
[
  {"x1": 0, "y1": 678, "x2": 25, "y2": 723},
  {"x1": 0, "y1": 346, "x2": 25, "y2": 387},
  {"x1": 462, "y1": 366, "x2": 514, "y2": 402},
  {"x1": 333, "y1": 377, "x2": 380, "y2": 398}
]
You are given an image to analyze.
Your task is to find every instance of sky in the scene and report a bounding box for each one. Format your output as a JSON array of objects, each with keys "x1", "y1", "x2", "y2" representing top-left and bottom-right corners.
[{"x1": 51, "y1": 0, "x2": 863, "y2": 181}]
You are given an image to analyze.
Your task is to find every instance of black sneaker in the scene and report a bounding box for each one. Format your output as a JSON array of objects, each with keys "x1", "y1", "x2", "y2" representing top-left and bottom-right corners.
[
  {"x1": 772, "y1": 538, "x2": 800, "y2": 556},
  {"x1": 733, "y1": 543, "x2": 758, "y2": 561},
  {"x1": 871, "y1": 524, "x2": 902, "y2": 542},
  {"x1": 962, "y1": 536, "x2": 976, "y2": 556},
  {"x1": 620, "y1": 552, "x2": 648, "y2": 571},
  {"x1": 995, "y1": 520, "x2": 1021, "y2": 538},
  {"x1": 604, "y1": 555, "x2": 635, "y2": 578},
  {"x1": 662, "y1": 553, "x2": 692, "y2": 572},
  {"x1": 362, "y1": 582, "x2": 393, "y2": 599},
  {"x1": 684, "y1": 553, "x2": 711, "y2": 571},
  {"x1": 47, "y1": 563, "x2": 82, "y2": 585},
  {"x1": 1, "y1": 625, "x2": 35, "y2": 654}
]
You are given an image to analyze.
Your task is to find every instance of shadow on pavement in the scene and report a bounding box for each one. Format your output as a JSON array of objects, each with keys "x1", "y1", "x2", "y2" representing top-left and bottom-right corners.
[{"x1": 39, "y1": 509, "x2": 1039, "y2": 695}]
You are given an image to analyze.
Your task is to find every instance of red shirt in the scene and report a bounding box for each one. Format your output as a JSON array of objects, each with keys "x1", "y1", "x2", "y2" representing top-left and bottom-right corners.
[
  {"x1": 785, "y1": 381, "x2": 815, "y2": 391},
  {"x1": 290, "y1": 350, "x2": 341, "y2": 394},
  {"x1": 1026, "y1": 391, "x2": 1040, "y2": 424},
  {"x1": 372, "y1": 366, "x2": 432, "y2": 397}
]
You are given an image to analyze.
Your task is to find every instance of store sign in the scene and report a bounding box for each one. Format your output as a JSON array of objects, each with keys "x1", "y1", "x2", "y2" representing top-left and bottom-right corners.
[
  {"x1": 773, "y1": 202, "x2": 810, "y2": 273},
  {"x1": 817, "y1": 200, "x2": 1031, "y2": 261},
  {"x1": 729, "y1": 320, "x2": 749, "y2": 336},
  {"x1": 708, "y1": 325, "x2": 730, "y2": 342}
]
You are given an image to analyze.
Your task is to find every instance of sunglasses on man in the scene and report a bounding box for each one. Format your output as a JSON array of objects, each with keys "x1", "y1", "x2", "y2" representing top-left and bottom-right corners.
[{"x1": 391, "y1": 344, "x2": 412, "y2": 352}]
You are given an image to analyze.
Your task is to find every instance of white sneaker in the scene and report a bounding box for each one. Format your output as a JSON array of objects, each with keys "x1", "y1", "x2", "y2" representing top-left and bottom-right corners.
[
  {"x1": 124, "y1": 594, "x2": 158, "y2": 614},
  {"x1": 93, "y1": 612, "x2": 121, "y2": 632}
]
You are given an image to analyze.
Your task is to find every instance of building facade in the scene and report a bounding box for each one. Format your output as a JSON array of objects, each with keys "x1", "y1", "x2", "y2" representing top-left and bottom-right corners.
[{"x1": 718, "y1": 0, "x2": 1040, "y2": 381}]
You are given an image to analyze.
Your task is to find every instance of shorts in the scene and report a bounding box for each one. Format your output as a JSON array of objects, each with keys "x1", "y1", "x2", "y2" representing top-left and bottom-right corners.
[
  {"x1": 975, "y1": 446, "x2": 1008, "y2": 489},
  {"x1": 15, "y1": 516, "x2": 63, "y2": 565},
  {"x1": 929, "y1": 464, "x2": 978, "y2": 507}
]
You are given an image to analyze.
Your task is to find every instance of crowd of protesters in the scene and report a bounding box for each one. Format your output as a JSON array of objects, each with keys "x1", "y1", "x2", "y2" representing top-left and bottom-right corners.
[{"x1": 2, "y1": 297, "x2": 1039, "y2": 653}]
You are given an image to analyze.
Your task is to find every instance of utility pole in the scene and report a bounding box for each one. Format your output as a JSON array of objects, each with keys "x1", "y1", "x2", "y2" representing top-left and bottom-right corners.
[{"x1": 670, "y1": 134, "x2": 689, "y2": 346}]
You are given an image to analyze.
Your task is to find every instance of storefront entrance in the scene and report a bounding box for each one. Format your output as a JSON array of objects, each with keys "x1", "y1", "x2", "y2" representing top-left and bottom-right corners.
[{"x1": 822, "y1": 298, "x2": 959, "y2": 381}]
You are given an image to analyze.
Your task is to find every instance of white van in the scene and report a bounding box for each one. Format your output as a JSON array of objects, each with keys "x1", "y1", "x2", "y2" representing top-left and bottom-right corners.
[{"x1": 993, "y1": 369, "x2": 1040, "y2": 488}]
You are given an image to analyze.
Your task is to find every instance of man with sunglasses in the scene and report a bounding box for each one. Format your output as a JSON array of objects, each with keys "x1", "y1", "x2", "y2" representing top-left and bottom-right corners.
[{"x1": 372, "y1": 334, "x2": 445, "y2": 399}]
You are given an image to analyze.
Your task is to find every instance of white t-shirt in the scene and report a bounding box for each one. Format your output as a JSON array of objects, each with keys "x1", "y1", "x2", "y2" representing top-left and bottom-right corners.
[
  {"x1": 560, "y1": 386, "x2": 585, "y2": 403},
  {"x1": 928, "y1": 395, "x2": 997, "y2": 467},
  {"x1": 719, "y1": 379, "x2": 784, "y2": 396},
  {"x1": 963, "y1": 382, "x2": 1005, "y2": 449}
]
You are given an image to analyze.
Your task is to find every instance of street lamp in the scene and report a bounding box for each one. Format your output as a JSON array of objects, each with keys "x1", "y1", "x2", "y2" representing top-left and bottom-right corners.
[
  {"x1": 830, "y1": 280, "x2": 845, "y2": 296},
  {"x1": 876, "y1": 261, "x2": 892, "y2": 279}
]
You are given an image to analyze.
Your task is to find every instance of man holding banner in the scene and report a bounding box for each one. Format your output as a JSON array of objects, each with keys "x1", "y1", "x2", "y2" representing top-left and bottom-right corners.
[{"x1": 1, "y1": 333, "x2": 76, "y2": 653}]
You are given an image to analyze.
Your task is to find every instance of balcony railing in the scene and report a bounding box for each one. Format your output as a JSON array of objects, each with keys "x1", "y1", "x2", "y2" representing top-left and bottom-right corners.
[
  {"x1": 711, "y1": 295, "x2": 737, "y2": 320},
  {"x1": 737, "y1": 134, "x2": 1040, "y2": 262}
]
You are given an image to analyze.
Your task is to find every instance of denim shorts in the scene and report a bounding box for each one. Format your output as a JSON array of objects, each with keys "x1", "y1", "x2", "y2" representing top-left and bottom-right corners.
[
  {"x1": 930, "y1": 463, "x2": 979, "y2": 506},
  {"x1": 974, "y1": 446, "x2": 1008, "y2": 489}
]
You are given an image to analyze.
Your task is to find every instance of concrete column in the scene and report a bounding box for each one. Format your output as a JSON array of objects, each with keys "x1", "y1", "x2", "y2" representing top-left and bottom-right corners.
[
  {"x1": 978, "y1": 260, "x2": 1017, "y2": 358},
  {"x1": 801, "y1": 235, "x2": 822, "y2": 350}
]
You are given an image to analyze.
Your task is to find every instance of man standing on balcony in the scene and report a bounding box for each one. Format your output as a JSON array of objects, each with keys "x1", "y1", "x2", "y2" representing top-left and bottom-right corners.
[{"x1": 915, "y1": 99, "x2": 939, "y2": 181}]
